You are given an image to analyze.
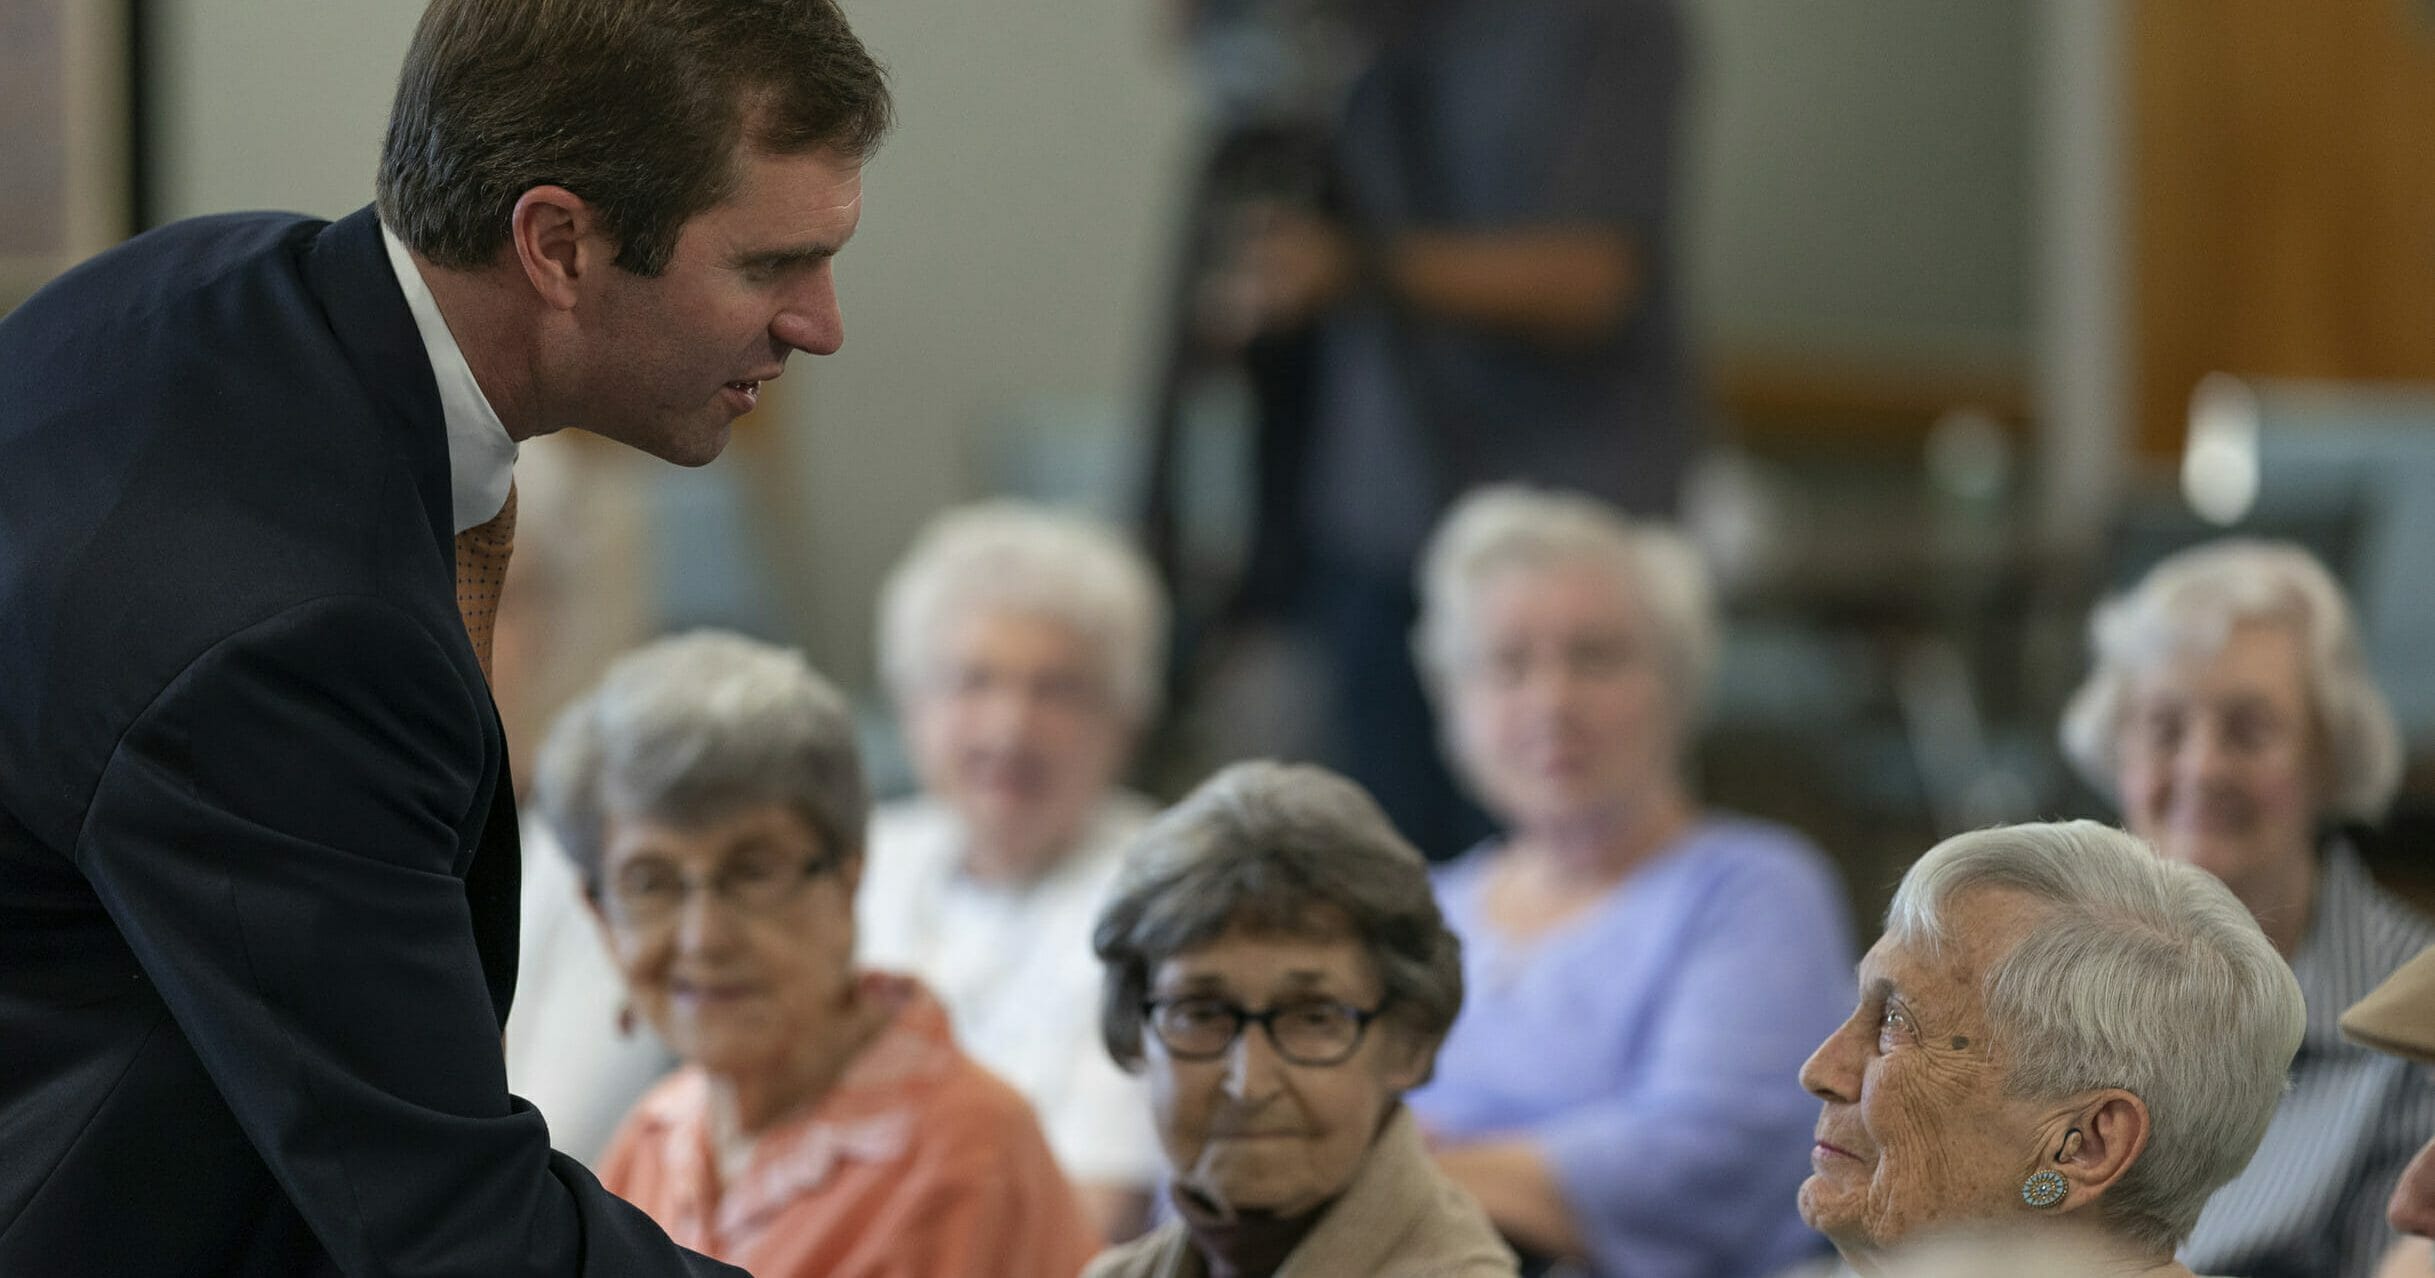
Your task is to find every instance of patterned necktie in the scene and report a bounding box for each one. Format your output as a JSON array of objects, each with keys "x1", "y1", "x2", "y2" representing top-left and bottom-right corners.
[{"x1": 454, "y1": 482, "x2": 517, "y2": 684}]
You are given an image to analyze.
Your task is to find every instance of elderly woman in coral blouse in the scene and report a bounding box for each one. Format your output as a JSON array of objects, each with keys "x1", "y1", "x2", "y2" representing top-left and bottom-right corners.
[
  {"x1": 534, "y1": 631, "x2": 1097, "y2": 1278},
  {"x1": 1794, "y1": 820, "x2": 2305, "y2": 1275}
]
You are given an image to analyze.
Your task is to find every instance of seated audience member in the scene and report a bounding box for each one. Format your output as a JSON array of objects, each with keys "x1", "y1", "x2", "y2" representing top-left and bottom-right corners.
[
  {"x1": 2061, "y1": 539, "x2": 2435, "y2": 1277},
  {"x1": 1798, "y1": 821, "x2": 2306, "y2": 1275},
  {"x1": 1404, "y1": 485, "x2": 1854, "y2": 1275},
  {"x1": 857, "y1": 501, "x2": 1166, "y2": 1235},
  {"x1": 535, "y1": 631, "x2": 1098, "y2": 1278},
  {"x1": 1086, "y1": 761, "x2": 1518, "y2": 1277},
  {"x1": 2341, "y1": 944, "x2": 2435, "y2": 1275}
]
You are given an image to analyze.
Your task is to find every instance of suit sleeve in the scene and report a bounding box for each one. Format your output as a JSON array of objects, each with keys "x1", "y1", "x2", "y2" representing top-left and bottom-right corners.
[{"x1": 72, "y1": 596, "x2": 739, "y2": 1277}]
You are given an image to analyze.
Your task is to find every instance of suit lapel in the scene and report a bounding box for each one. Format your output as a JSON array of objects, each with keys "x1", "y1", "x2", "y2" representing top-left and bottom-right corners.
[{"x1": 299, "y1": 205, "x2": 454, "y2": 568}]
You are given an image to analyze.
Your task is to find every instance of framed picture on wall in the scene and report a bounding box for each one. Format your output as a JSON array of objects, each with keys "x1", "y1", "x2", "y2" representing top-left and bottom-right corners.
[{"x1": 0, "y1": 0, "x2": 137, "y2": 311}]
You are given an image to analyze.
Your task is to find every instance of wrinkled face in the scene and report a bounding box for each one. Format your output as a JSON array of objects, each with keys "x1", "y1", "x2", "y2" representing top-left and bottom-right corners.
[
  {"x1": 1145, "y1": 929, "x2": 1427, "y2": 1219},
  {"x1": 570, "y1": 145, "x2": 864, "y2": 466},
  {"x1": 597, "y1": 803, "x2": 859, "y2": 1080},
  {"x1": 2113, "y1": 622, "x2": 2322, "y2": 904},
  {"x1": 1798, "y1": 887, "x2": 2057, "y2": 1257},
  {"x1": 904, "y1": 609, "x2": 1132, "y2": 874},
  {"x1": 1448, "y1": 559, "x2": 1680, "y2": 832}
]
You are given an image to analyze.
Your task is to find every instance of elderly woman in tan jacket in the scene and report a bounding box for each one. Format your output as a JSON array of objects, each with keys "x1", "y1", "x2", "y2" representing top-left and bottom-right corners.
[{"x1": 1082, "y1": 762, "x2": 1516, "y2": 1278}]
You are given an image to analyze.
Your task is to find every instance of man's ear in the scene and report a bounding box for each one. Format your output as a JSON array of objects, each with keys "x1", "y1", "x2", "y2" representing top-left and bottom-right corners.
[
  {"x1": 2047, "y1": 1090, "x2": 2151, "y2": 1213},
  {"x1": 508, "y1": 185, "x2": 606, "y2": 311}
]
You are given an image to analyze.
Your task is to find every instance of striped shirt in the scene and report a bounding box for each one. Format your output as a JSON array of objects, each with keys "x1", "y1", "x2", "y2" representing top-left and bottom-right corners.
[{"x1": 2181, "y1": 839, "x2": 2435, "y2": 1278}]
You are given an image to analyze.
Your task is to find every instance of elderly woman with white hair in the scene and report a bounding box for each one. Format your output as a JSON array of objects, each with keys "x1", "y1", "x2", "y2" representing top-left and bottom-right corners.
[
  {"x1": 537, "y1": 632, "x2": 1097, "y2": 1277},
  {"x1": 1405, "y1": 485, "x2": 1856, "y2": 1276},
  {"x1": 1796, "y1": 820, "x2": 2307, "y2": 1276},
  {"x1": 857, "y1": 501, "x2": 1168, "y2": 1238},
  {"x1": 2061, "y1": 539, "x2": 2435, "y2": 1277},
  {"x1": 1085, "y1": 761, "x2": 1517, "y2": 1277}
]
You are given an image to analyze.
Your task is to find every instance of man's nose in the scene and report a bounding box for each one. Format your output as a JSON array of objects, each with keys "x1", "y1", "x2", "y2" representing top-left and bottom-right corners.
[{"x1": 773, "y1": 277, "x2": 843, "y2": 356}]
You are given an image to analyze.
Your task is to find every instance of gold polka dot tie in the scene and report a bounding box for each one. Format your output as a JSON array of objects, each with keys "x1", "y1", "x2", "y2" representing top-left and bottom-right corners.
[{"x1": 454, "y1": 483, "x2": 516, "y2": 685}]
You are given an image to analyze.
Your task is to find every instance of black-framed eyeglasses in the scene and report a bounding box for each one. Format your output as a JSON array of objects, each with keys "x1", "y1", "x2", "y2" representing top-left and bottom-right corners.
[
  {"x1": 599, "y1": 850, "x2": 841, "y2": 929},
  {"x1": 1141, "y1": 995, "x2": 1390, "y2": 1067}
]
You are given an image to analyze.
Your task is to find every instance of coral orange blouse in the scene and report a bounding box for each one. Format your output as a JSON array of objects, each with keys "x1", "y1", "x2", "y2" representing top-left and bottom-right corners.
[{"x1": 599, "y1": 977, "x2": 1099, "y2": 1278}]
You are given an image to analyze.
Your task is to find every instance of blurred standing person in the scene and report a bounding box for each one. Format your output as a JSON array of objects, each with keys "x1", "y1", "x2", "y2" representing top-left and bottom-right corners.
[
  {"x1": 2061, "y1": 539, "x2": 2435, "y2": 1278},
  {"x1": 1407, "y1": 487, "x2": 1851, "y2": 1276},
  {"x1": 858, "y1": 503, "x2": 1170, "y2": 1239},
  {"x1": 1210, "y1": 0, "x2": 1693, "y2": 857}
]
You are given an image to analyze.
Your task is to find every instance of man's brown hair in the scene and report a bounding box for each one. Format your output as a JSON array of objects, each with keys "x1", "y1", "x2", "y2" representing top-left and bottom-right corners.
[{"x1": 376, "y1": 0, "x2": 890, "y2": 277}]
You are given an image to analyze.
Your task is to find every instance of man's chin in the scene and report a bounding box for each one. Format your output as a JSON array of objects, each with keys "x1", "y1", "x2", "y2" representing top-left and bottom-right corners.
[{"x1": 650, "y1": 424, "x2": 733, "y2": 468}]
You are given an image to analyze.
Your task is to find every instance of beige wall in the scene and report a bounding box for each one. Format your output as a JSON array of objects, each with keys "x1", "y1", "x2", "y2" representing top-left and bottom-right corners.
[{"x1": 144, "y1": 0, "x2": 2065, "y2": 684}]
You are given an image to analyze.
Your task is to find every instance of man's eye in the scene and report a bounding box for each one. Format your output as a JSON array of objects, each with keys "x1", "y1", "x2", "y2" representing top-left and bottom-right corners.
[{"x1": 1877, "y1": 1005, "x2": 1911, "y2": 1046}]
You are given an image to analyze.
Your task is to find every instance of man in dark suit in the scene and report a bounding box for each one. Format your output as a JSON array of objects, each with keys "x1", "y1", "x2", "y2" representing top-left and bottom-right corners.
[{"x1": 0, "y1": 2, "x2": 888, "y2": 1273}]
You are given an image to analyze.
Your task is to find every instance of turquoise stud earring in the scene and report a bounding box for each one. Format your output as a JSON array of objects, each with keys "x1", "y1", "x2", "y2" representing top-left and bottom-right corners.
[{"x1": 2021, "y1": 1169, "x2": 2068, "y2": 1208}]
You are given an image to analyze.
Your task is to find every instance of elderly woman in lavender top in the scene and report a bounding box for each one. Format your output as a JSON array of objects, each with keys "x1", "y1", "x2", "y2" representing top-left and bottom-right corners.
[{"x1": 1404, "y1": 485, "x2": 1855, "y2": 1277}]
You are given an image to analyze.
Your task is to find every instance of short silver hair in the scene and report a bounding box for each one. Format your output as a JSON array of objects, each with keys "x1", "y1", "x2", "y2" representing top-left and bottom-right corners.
[
  {"x1": 1884, "y1": 821, "x2": 2306, "y2": 1252},
  {"x1": 535, "y1": 630, "x2": 870, "y2": 887},
  {"x1": 1092, "y1": 761, "x2": 1463, "y2": 1078},
  {"x1": 877, "y1": 500, "x2": 1168, "y2": 725},
  {"x1": 1413, "y1": 484, "x2": 1719, "y2": 723},
  {"x1": 2059, "y1": 538, "x2": 2400, "y2": 821}
]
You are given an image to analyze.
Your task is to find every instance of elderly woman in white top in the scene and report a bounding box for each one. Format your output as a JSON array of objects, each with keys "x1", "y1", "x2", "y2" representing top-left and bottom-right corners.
[
  {"x1": 856, "y1": 500, "x2": 1167, "y2": 1237},
  {"x1": 1406, "y1": 485, "x2": 1854, "y2": 1276},
  {"x1": 1798, "y1": 821, "x2": 2306, "y2": 1276},
  {"x1": 2061, "y1": 539, "x2": 2435, "y2": 1278}
]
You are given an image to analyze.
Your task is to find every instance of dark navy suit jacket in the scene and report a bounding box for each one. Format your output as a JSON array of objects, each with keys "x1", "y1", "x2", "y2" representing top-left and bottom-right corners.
[{"x1": 0, "y1": 207, "x2": 737, "y2": 1276}]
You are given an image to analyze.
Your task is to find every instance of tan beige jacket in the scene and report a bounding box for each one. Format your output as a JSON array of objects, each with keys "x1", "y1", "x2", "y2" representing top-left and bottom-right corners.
[{"x1": 1084, "y1": 1107, "x2": 1517, "y2": 1278}]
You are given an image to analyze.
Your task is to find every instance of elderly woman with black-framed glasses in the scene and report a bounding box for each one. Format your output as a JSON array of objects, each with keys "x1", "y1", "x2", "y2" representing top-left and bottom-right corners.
[
  {"x1": 1084, "y1": 761, "x2": 1518, "y2": 1278},
  {"x1": 534, "y1": 630, "x2": 1098, "y2": 1278}
]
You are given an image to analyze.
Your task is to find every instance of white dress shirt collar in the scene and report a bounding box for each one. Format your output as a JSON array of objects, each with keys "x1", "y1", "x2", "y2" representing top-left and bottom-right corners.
[{"x1": 380, "y1": 222, "x2": 518, "y2": 533}]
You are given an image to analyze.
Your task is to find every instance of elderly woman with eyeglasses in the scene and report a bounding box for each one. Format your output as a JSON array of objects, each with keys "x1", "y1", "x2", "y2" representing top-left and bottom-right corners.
[
  {"x1": 1795, "y1": 820, "x2": 2306, "y2": 1276},
  {"x1": 535, "y1": 631, "x2": 1098, "y2": 1278},
  {"x1": 1083, "y1": 761, "x2": 1517, "y2": 1277},
  {"x1": 857, "y1": 501, "x2": 1167, "y2": 1238},
  {"x1": 1404, "y1": 485, "x2": 1855, "y2": 1276},
  {"x1": 2061, "y1": 540, "x2": 2435, "y2": 1277}
]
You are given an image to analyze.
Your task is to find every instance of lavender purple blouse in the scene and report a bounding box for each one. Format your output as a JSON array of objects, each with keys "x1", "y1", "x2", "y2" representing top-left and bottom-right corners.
[{"x1": 1408, "y1": 815, "x2": 1856, "y2": 1278}]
